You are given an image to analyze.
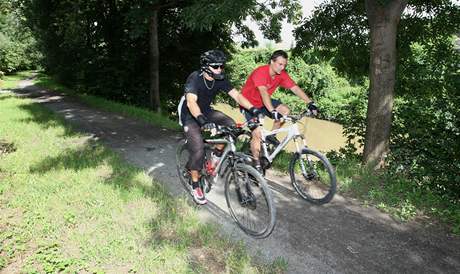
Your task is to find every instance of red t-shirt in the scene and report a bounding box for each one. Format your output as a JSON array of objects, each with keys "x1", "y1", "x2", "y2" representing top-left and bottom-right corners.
[{"x1": 241, "y1": 65, "x2": 296, "y2": 108}]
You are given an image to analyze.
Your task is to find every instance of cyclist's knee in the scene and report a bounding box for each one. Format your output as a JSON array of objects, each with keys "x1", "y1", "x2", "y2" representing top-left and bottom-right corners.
[
  {"x1": 252, "y1": 128, "x2": 262, "y2": 141},
  {"x1": 276, "y1": 104, "x2": 290, "y2": 116}
]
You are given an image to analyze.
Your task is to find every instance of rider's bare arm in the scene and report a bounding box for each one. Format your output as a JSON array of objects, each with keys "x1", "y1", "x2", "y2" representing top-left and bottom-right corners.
[
  {"x1": 228, "y1": 88, "x2": 254, "y2": 110},
  {"x1": 186, "y1": 93, "x2": 203, "y2": 118},
  {"x1": 257, "y1": 86, "x2": 275, "y2": 111},
  {"x1": 290, "y1": 85, "x2": 313, "y2": 104}
]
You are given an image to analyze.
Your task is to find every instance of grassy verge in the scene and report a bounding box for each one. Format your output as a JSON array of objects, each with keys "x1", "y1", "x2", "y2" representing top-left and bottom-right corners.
[
  {"x1": 0, "y1": 71, "x2": 34, "y2": 89},
  {"x1": 33, "y1": 72, "x2": 180, "y2": 131},
  {"x1": 261, "y1": 143, "x2": 459, "y2": 234},
  {"x1": 328, "y1": 152, "x2": 460, "y2": 234},
  {"x1": 0, "y1": 94, "x2": 286, "y2": 273}
]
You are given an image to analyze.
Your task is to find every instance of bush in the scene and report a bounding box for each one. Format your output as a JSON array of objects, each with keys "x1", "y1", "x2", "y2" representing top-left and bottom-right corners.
[{"x1": 0, "y1": 5, "x2": 41, "y2": 73}]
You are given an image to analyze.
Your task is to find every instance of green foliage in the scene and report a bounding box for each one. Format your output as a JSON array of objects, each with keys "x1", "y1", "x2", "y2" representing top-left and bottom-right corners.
[
  {"x1": 293, "y1": 0, "x2": 459, "y2": 230},
  {"x1": 294, "y1": 0, "x2": 368, "y2": 81},
  {"x1": 18, "y1": 0, "x2": 303, "y2": 115},
  {"x1": 182, "y1": 0, "x2": 302, "y2": 43},
  {"x1": 389, "y1": 38, "x2": 460, "y2": 201},
  {"x1": 0, "y1": 1, "x2": 41, "y2": 73},
  {"x1": 294, "y1": 0, "x2": 460, "y2": 81}
]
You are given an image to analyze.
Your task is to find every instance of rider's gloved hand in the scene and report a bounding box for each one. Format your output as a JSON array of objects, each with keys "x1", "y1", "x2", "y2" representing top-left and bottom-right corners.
[
  {"x1": 270, "y1": 110, "x2": 282, "y2": 121},
  {"x1": 196, "y1": 114, "x2": 216, "y2": 131},
  {"x1": 307, "y1": 101, "x2": 318, "y2": 115},
  {"x1": 248, "y1": 119, "x2": 259, "y2": 130},
  {"x1": 248, "y1": 107, "x2": 262, "y2": 118}
]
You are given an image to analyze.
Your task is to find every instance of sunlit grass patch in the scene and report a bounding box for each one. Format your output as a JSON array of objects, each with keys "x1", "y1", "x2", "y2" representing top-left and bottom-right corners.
[{"x1": 0, "y1": 71, "x2": 34, "y2": 90}]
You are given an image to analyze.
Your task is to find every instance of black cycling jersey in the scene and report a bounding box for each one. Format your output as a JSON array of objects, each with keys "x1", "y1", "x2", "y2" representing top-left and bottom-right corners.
[{"x1": 179, "y1": 71, "x2": 233, "y2": 125}]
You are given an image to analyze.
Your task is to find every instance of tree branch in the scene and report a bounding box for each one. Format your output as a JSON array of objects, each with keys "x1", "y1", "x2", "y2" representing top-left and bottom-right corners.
[{"x1": 151, "y1": 0, "x2": 185, "y2": 10}]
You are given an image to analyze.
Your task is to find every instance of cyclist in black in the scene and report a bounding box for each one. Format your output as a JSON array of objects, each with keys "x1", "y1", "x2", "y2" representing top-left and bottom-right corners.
[{"x1": 178, "y1": 50, "x2": 260, "y2": 205}]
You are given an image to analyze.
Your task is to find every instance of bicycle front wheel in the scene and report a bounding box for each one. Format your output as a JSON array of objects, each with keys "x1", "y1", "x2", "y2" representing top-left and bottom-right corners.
[
  {"x1": 225, "y1": 163, "x2": 276, "y2": 238},
  {"x1": 289, "y1": 148, "x2": 336, "y2": 205}
]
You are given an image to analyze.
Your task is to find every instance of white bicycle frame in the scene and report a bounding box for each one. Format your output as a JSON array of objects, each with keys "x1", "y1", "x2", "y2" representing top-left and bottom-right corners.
[{"x1": 258, "y1": 115, "x2": 308, "y2": 163}]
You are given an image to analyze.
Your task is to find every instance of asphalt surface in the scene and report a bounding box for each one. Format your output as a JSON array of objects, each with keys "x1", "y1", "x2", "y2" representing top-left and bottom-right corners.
[{"x1": 7, "y1": 80, "x2": 460, "y2": 273}]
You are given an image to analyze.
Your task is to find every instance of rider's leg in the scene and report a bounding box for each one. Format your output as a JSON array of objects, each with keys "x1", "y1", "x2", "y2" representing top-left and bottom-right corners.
[
  {"x1": 250, "y1": 127, "x2": 262, "y2": 160},
  {"x1": 207, "y1": 110, "x2": 235, "y2": 153},
  {"x1": 183, "y1": 122, "x2": 207, "y2": 204},
  {"x1": 190, "y1": 170, "x2": 200, "y2": 183},
  {"x1": 184, "y1": 122, "x2": 205, "y2": 172},
  {"x1": 250, "y1": 127, "x2": 263, "y2": 170},
  {"x1": 184, "y1": 123, "x2": 207, "y2": 204}
]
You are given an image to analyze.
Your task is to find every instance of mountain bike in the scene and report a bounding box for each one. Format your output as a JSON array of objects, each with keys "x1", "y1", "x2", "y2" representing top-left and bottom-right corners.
[
  {"x1": 176, "y1": 124, "x2": 276, "y2": 238},
  {"x1": 238, "y1": 110, "x2": 337, "y2": 205}
]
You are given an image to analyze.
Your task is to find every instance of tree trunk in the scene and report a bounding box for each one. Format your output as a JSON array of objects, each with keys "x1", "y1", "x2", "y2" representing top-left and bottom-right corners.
[
  {"x1": 149, "y1": 10, "x2": 161, "y2": 113},
  {"x1": 363, "y1": 0, "x2": 407, "y2": 169}
]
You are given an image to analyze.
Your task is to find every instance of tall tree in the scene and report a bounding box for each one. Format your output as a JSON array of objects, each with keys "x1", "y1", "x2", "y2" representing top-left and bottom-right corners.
[
  {"x1": 363, "y1": 0, "x2": 407, "y2": 167},
  {"x1": 294, "y1": 0, "x2": 458, "y2": 169},
  {"x1": 149, "y1": 8, "x2": 160, "y2": 113}
]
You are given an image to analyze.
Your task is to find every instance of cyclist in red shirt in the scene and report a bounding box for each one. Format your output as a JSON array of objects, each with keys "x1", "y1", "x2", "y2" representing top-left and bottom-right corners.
[{"x1": 241, "y1": 50, "x2": 318, "y2": 170}]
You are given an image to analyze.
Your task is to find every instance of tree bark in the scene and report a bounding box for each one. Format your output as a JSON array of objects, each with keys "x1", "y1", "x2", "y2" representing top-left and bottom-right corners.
[
  {"x1": 363, "y1": 0, "x2": 407, "y2": 168},
  {"x1": 149, "y1": 10, "x2": 161, "y2": 113}
]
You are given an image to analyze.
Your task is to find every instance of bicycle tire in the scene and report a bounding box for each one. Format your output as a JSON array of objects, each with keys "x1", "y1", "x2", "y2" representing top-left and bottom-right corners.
[
  {"x1": 289, "y1": 148, "x2": 336, "y2": 205},
  {"x1": 224, "y1": 163, "x2": 276, "y2": 238},
  {"x1": 175, "y1": 139, "x2": 192, "y2": 192}
]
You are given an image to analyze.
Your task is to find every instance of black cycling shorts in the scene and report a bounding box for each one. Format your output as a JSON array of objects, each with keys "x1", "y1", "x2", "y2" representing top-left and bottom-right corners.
[{"x1": 183, "y1": 110, "x2": 234, "y2": 170}]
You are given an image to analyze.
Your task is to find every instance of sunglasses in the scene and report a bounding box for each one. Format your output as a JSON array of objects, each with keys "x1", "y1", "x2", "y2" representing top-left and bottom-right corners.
[{"x1": 209, "y1": 64, "x2": 224, "y2": 69}]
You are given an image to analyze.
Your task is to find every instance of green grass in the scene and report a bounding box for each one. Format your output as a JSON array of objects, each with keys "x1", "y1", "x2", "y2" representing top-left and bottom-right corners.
[
  {"x1": 0, "y1": 71, "x2": 34, "y2": 89},
  {"x1": 328, "y1": 153, "x2": 460, "y2": 234},
  {"x1": 33, "y1": 72, "x2": 181, "y2": 131},
  {"x1": 0, "y1": 94, "x2": 286, "y2": 273}
]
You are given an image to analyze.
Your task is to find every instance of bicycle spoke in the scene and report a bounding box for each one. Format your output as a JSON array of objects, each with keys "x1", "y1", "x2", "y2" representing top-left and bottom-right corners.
[
  {"x1": 225, "y1": 165, "x2": 275, "y2": 237},
  {"x1": 290, "y1": 149, "x2": 336, "y2": 204}
]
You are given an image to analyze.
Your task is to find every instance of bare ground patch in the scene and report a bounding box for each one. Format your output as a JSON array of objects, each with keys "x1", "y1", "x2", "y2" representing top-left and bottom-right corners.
[
  {"x1": 0, "y1": 140, "x2": 16, "y2": 156},
  {"x1": 189, "y1": 246, "x2": 227, "y2": 273}
]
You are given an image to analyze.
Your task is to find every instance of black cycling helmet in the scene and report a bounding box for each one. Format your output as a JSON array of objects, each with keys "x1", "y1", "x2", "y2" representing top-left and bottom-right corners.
[{"x1": 200, "y1": 50, "x2": 226, "y2": 80}]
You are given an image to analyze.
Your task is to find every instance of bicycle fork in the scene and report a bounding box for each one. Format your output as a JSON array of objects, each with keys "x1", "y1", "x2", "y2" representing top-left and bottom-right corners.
[
  {"x1": 233, "y1": 169, "x2": 257, "y2": 209},
  {"x1": 295, "y1": 138, "x2": 317, "y2": 180}
]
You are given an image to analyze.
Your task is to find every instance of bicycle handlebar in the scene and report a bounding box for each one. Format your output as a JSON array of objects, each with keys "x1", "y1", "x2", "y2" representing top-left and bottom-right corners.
[
  {"x1": 283, "y1": 109, "x2": 314, "y2": 122},
  {"x1": 203, "y1": 124, "x2": 248, "y2": 139},
  {"x1": 203, "y1": 110, "x2": 314, "y2": 136},
  {"x1": 257, "y1": 109, "x2": 314, "y2": 125}
]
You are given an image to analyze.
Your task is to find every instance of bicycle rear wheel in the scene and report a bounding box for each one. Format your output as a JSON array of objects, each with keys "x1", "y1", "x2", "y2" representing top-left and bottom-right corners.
[
  {"x1": 225, "y1": 163, "x2": 276, "y2": 238},
  {"x1": 175, "y1": 139, "x2": 191, "y2": 192},
  {"x1": 289, "y1": 148, "x2": 336, "y2": 204}
]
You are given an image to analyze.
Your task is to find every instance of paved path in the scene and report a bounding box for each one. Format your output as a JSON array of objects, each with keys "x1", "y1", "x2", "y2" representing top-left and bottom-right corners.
[{"x1": 8, "y1": 80, "x2": 460, "y2": 273}]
